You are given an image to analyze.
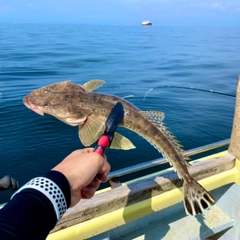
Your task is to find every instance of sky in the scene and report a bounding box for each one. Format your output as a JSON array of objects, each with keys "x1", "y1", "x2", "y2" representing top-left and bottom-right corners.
[{"x1": 0, "y1": 0, "x2": 240, "y2": 26}]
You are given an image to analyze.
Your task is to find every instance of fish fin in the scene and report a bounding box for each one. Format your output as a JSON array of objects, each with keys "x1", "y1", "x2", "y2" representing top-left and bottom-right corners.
[
  {"x1": 110, "y1": 132, "x2": 136, "y2": 150},
  {"x1": 78, "y1": 116, "x2": 105, "y2": 146},
  {"x1": 141, "y1": 111, "x2": 165, "y2": 127},
  {"x1": 141, "y1": 115, "x2": 189, "y2": 163},
  {"x1": 160, "y1": 124, "x2": 190, "y2": 162},
  {"x1": 183, "y1": 179, "x2": 215, "y2": 215},
  {"x1": 82, "y1": 80, "x2": 105, "y2": 92}
]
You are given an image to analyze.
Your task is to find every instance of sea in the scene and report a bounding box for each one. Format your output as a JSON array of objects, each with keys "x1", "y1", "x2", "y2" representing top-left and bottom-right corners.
[{"x1": 0, "y1": 24, "x2": 239, "y2": 202}]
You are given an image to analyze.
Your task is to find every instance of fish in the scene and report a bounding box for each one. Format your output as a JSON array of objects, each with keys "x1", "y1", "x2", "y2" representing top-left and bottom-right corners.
[{"x1": 23, "y1": 79, "x2": 215, "y2": 215}]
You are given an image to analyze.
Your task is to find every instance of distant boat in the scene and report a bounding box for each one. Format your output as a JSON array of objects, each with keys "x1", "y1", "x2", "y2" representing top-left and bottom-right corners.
[{"x1": 142, "y1": 20, "x2": 152, "y2": 26}]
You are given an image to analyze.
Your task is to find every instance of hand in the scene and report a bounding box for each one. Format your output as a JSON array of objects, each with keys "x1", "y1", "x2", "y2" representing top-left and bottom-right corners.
[{"x1": 52, "y1": 148, "x2": 111, "y2": 207}]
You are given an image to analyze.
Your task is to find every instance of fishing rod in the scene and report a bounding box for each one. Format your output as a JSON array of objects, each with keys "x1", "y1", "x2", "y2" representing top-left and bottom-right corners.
[{"x1": 143, "y1": 86, "x2": 236, "y2": 101}]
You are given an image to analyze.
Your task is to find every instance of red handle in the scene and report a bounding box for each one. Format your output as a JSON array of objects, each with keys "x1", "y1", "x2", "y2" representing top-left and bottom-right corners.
[{"x1": 94, "y1": 135, "x2": 110, "y2": 156}]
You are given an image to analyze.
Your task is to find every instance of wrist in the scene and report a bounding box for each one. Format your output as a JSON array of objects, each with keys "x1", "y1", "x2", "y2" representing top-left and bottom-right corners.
[
  {"x1": 11, "y1": 171, "x2": 71, "y2": 221},
  {"x1": 44, "y1": 170, "x2": 71, "y2": 208}
]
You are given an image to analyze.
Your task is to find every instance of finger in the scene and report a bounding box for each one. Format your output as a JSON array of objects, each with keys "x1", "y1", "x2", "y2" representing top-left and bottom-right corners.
[
  {"x1": 97, "y1": 159, "x2": 111, "y2": 182},
  {"x1": 81, "y1": 186, "x2": 97, "y2": 199},
  {"x1": 84, "y1": 148, "x2": 95, "y2": 153},
  {"x1": 72, "y1": 148, "x2": 95, "y2": 155},
  {"x1": 97, "y1": 172, "x2": 109, "y2": 182},
  {"x1": 81, "y1": 178, "x2": 101, "y2": 199}
]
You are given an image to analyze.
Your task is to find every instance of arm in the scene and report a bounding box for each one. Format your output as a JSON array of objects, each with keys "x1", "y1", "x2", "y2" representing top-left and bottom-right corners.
[{"x1": 0, "y1": 148, "x2": 110, "y2": 240}]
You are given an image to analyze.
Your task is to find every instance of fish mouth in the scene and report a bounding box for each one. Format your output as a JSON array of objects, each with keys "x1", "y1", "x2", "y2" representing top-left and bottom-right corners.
[{"x1": 23, "y1": 97, "x2": 44, "y2": 116}]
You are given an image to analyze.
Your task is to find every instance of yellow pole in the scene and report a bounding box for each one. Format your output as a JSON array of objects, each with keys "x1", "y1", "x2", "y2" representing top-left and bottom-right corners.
[{"x1": 229, "y1": 76, "x2": 240, "y2": 158}]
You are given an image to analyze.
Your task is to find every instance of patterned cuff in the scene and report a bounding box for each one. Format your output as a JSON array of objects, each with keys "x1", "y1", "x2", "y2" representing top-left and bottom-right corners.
[{"x1": 11, "y1": 177, "x2": 67, "y2": 220}]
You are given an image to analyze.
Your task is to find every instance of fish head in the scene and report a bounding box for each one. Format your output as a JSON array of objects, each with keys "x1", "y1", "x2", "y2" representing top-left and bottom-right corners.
[{"x1": 23, "y1": 80, "x2": 91, "y2": 126}]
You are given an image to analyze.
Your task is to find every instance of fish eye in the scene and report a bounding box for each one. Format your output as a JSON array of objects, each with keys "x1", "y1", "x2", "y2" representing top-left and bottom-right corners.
[{"x1": 43, "y1": 102, "x2": 49, "y2": 107}]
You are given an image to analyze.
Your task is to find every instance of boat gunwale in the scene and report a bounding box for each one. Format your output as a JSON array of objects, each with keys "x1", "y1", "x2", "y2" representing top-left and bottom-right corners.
[
  {"x1": 108, "y1": 139, "x2": 230, "y2": 180},
  {"x1": 51, "y1": 151, "x2": 236, "y2": 234}
]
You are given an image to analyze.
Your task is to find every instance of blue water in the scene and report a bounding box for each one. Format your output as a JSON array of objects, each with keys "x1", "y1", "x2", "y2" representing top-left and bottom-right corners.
[{"x1": 0, "y1": 24, "x2": 239, "y2": 202}]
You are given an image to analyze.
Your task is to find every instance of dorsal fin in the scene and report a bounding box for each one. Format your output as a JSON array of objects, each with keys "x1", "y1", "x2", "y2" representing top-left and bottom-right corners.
[
  {"x1": 160, "y1": 124, "x2": 190, "y2": 164},
  {"x1": 141, "y1": 111, "x2": 165, "y2": 128},
  {"x1": 140, "y1": 111, "x2": 190, "y2": 166},
  {"x1": 82, "y1": 80, "x2": 105, "y2": 92}
]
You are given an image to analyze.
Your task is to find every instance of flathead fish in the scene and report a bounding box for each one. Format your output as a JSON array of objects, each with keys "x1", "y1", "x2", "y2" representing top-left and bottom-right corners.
[{"x1": 23, "y1": 80, "x2": 215, "y2": 215}]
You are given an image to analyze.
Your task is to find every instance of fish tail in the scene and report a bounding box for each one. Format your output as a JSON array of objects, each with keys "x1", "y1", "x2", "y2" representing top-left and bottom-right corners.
[{"x1": 183, "y1": 179, "x2": 215, "y2": 215}]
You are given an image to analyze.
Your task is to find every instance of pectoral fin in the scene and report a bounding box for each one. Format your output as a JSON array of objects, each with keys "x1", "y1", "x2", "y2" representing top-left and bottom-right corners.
[
  {"x1": 78, "y1": 112, "x2": 135, "y2": 150},
  {"x1": 82, "y1": 80, "x2": 105, "y2": 92},
  {"x1": 78, "y1": 116, "x2": 105, "y2": 146},
  {"x1": 110, "y1": 132, "x2": 136, "y2": 150}
]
